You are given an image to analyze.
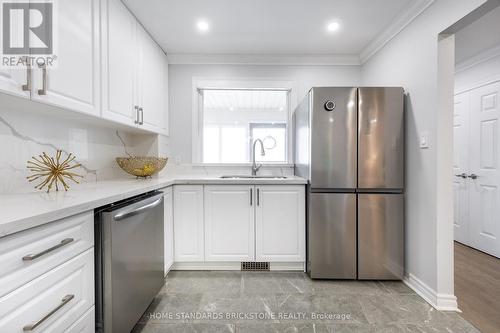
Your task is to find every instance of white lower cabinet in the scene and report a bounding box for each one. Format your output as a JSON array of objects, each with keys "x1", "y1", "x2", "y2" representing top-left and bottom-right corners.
[
  {"x1": 204, "y1": 185, "x2": 255, "y2": 261},
  {"x1": 0, "y1": 249, "x2": 94, "y2": 332},
  {"x1": 174, "y1": 185, "x2": 205, "y2": 262},
  {"x1": 255, "y1": 185, "x2": 305, "y2": 262},
  {"x1": 173, "y1": 184, "x2": 305, "y2": 267},
  {"x1": 163, "y1": 187, "x2": 174, "y2": 274}
]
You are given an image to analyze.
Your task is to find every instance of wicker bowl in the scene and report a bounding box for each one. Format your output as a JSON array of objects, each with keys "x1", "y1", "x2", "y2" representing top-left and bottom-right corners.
[{"x1": 116, "y1": 157, "x2": 168, "y2": 178}]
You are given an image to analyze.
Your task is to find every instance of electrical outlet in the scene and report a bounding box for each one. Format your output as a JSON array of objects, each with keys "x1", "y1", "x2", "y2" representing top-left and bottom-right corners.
[{"x1": 174, "y1": 156, "x2": 181, "y2": 165}]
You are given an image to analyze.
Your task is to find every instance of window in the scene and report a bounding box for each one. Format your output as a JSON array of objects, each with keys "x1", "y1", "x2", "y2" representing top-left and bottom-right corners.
[{"x1": 197, "y1": 88, "x2": 290, "y2": 164}]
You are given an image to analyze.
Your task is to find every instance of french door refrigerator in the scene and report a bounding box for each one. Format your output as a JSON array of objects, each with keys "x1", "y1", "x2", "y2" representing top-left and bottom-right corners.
[{"x1": 295, "y1": 87, "x2": 404, "y2": 280}]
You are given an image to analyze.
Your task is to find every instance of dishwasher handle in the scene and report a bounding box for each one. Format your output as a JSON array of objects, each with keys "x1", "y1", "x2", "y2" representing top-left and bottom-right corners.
[{"x1": 113, "y1": 197, "x2": 163, "y2": 221}]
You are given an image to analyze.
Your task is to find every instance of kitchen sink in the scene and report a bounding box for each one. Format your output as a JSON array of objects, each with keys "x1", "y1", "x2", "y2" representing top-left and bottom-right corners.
[{"x1": 220, "y1": 175, "x2": 288, "y2": 179}]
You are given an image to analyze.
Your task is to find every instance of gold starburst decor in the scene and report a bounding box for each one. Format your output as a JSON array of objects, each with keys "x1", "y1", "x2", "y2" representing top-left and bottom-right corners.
[{"x1": 26, "y1": 150, "x2": 83, "y2": 192}]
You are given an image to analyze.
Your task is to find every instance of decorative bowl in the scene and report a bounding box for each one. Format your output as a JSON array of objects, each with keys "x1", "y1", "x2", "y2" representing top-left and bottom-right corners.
[{"x1": 116, "y1": 157, "x2": 168, "y2": 178}]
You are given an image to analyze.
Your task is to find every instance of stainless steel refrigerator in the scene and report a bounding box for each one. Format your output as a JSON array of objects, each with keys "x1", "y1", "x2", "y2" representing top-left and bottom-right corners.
[{"x1": 294, "y1": 87, "x2": 404, "y2": 280}]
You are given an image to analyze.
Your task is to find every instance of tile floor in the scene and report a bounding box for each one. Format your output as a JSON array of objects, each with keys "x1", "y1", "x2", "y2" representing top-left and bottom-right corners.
[{"x1": 132, "y1": 271, "x2": 479, "y2": 333}]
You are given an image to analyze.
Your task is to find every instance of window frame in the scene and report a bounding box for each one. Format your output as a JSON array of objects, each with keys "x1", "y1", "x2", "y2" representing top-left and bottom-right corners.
[{"x1": 192, "y1": 78, "x2": 297, "y2": 165}]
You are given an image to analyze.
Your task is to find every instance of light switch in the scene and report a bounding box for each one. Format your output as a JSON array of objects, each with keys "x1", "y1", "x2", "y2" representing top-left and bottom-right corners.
[{"x1": 420, "y1": 132, "x2": 430, "y2": 149}]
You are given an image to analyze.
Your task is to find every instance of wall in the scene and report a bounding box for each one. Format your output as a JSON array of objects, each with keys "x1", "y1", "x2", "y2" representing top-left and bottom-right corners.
[
  {"x1": 168, "y1": 64, "x2": 362, "y2": 164},
  {"x1": 0, "y1": 107, "x2": 166, "y2": 194},
  {"x1": 361, "y1": 0, "x2": 486, "y2": 309},
  {"x1": 455, "y1": 6, "x2": 500, "y2": 92}
]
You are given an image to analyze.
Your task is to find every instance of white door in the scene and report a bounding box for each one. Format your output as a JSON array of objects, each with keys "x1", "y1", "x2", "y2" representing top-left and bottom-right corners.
[
  {"x1": 255, "y1": 185, "x2": 305, "y2": 262},
  {"x1": 468, "y1": 81, "x2": 500, "y2": 258},
  {"x1": 173, "y1": 185, "x2": 204, "y2": 262},
  {"x1": 0, "y1": 65, "x2": 30, "y2": 99},
  {"x1": 137, "y1": 26, "x2": 165, "y2": 133},
  {"x1": 101, "y1": 0, "x2": 138, "y2": 125},
  {"x1": 453, "y1": 92, "x2": 470, "y2": 245},
  {"x1": 31, "y1": 0, "x2": 100, "y2": 116},
  {"x1": 163, "y1": 187, "x2": 174, "y2": 275},
  {"x1": 204, "y1": 185, "x2": 255, "y2": 261}
]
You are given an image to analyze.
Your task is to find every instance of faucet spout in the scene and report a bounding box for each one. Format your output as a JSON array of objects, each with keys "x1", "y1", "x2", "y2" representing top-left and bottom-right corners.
[{"x1": 252, "y1": 139, "x2": 265, "y2": 176}]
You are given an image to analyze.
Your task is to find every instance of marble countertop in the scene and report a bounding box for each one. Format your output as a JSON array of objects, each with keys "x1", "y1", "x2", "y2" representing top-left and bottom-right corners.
[{"x1": 0, "y1": 175, "x2": 307, "y2": 238}]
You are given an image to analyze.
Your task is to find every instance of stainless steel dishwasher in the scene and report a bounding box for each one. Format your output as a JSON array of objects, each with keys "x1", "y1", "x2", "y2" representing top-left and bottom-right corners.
[{"x1": 95, "y1": 191, "x2": 164, "y2": 333}]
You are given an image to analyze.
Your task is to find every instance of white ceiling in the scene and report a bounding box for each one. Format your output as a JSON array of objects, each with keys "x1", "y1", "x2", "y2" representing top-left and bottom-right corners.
[{"x1": 124, "y1": 0, "x2": 415, "y2": 57}]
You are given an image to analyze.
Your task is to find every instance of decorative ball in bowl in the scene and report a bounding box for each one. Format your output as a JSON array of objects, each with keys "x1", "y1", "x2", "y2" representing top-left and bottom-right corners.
[{"x1": 116, "y1": 157, "x2": 168, "y2": 178}]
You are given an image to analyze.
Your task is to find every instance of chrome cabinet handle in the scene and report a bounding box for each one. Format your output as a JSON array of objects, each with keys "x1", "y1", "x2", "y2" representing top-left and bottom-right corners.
[
  {"x1": 134, "y1": 105, "x2": 140, "y2": 124},
  {"x1": 23, "y1": 294, "x2": 74, "y2": 331},
  {"x1": 257, "y1": 188, "x2": 260, "y2": 206},
  {"x1": 455, "y1": 173, "x2": 467, "y2": 179},
  {"x1": 22, "y1": 238, "x2": 74, "y2": 261},
  {"x1": 250, "y1": 188, "x2": 253, "y2": 206},
  {"x1": 468, "y1": 174, "x2": 478, "y2": 180},
  {"x1": 139, "y1": 107, "x2": 144, "y2": 125},
  {"x1": 22, "y1": 57, "x2": 31, "y2": 91},
  {"x1": 37, "y1": 63, "x2": 47, "y2": 95}
]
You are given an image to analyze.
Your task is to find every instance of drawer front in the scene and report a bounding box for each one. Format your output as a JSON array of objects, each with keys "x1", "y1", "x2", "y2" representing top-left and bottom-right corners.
[
  {"x1": 64, "y1": 306, "x2": 95, "y2": 333},
  {"x1": 0, "y1": 248, "x2": 94, "y2": 333},
  {"x1": 0, "y1": 211, "x2": 94, "y2": 297}
]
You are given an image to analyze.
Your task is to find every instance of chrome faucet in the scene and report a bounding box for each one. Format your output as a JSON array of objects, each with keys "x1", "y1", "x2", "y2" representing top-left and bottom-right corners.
[{"x1": 251, "y1": 139, "x2": 265, "y2": 176}]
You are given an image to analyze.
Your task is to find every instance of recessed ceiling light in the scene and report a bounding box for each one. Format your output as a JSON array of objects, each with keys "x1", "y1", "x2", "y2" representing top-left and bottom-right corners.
[
  {"x1": 197, "y1": 20, "x2": 210, "y2": 33},
  {"x1": 327, "y1": 21, "x2": 340, "y2": 33}
]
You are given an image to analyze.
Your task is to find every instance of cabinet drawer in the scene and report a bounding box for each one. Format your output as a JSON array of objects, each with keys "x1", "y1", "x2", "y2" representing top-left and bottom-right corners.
[
  {"x1": 0, "y1": 248, "x2": 94, "y2": 333},
  {"x1": 64, "y1": 306, "x2": 95, "y2": 333},
  {"x1": 0, "y1": 212, "x2": 94, "y2": 297}
]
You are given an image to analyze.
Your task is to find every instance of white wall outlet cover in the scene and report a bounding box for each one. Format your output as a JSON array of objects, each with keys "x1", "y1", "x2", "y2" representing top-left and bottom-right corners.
[
  {"x1": 174, "y1": 156, "x2": 182, "y2": 165},
  {"x1": 420, "y1": 132, "x2": 430, "y2": 149}
]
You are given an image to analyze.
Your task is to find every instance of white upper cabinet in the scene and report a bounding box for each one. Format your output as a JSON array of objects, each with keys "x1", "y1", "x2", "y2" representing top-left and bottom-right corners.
[
  {"x1": 136, "y1": 25, "x2": 167, "y2": 134},
  {"x1": 0, "y1": 66, "x2": 30, "y2": 99},
  {"x1": 255, "y1": 185, "x2": 305, "y2": 262},
  {"x1": 31, "y1": 0, "x2": 100, "y2": 116},
  {"x1": 204, "y1": 185, "x2": 255, "y2": 261},
  {"x1": 101, "y1": 0, "x2": 168, "y2": 134},
  {"x1": 101, "y1": 0, "x2": 138, "y2": 125}
]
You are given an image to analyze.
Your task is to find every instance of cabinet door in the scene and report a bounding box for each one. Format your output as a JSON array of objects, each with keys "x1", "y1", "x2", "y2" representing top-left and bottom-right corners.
[
  {"x1": 31, "y1": 0, "x2": 100, "y2": 116},
  {"x1": 255, "y1": 185, "x2": 305, "y2": 262},
  {"x1": 163, "y1": 187, "x2": 174, "y2": 274},
  {"x1": 137, "y1": 26, "x2": 165, "y2": 133},
  {"x1": 173, "y1": 185, "x2": 204, "y2": 262},
  {"x1": 101, "y1": 0, "x2": 138, "y2": 125},
  {"x1": 204, "y1": 185, "x2": 255, "y2": 261},
  {"x1": 0, "y1": 65, "x2": 30, "y2": 99}
]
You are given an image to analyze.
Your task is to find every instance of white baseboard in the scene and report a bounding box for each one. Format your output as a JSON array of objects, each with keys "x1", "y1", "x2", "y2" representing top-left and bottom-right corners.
[
  {"x1": 172, "y1": 261, "x2": 305, "y2": 271},
  {"x1": 403, "y1": 273, "x2": 458, "y2": 311}
]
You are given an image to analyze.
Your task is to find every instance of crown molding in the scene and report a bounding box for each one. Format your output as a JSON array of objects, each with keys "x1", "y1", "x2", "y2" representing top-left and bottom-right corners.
[
  {"x1": 359, "y1": 0, "x2": 436, "y2": 64},
  {"x1": 455, "y1": 43, "x2": 500, "y2": 73},
  {"x1": 167, "y1": 53, "x2": 361, "y2": 66}
]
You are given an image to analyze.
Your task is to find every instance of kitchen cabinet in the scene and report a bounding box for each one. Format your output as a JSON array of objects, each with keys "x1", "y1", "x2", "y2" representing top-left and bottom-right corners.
[
  {"x1": 204, "y1": 185, "x2": 255, "y2": 261},
  {"x1": 255, "y1": 185, "x2": 305, "y2": 262},
  {"x1": 174, "y1": 185, "x2": 204, "y2": 262},
  {"x1": 101, "y1": 0, "x2": 168, "y2": 134},
  {"x1": 101, "y1": 0, "x2": 137, "y2": 126},
  {"x1": 31, "y1": 0, "x2": 100, "y2": 116},
  {"x1": 163, "y1": 187, "x2": 174, "y2": 274},
  {"x1": 0, "y1": 0, "x2": 100, "y2": 116}
]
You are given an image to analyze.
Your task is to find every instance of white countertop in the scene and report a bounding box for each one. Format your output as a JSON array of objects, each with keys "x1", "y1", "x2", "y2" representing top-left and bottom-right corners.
[{"x1": 0, "y1": 175, "x2": 307, "y2": 238}]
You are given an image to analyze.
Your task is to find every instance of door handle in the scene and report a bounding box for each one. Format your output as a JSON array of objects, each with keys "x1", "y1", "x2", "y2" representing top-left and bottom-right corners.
[
  {"x1": 455, "y1": 173, "x2": 467, "y2": 179},
  {"x1": 257, "y1": 188, "x2": 260, "y2": 206},
  {"x1": 23, "y1": 294, "x2": 74, "y2": 331},
  {"x1": 250, "y1": 188, "x2": 253, "y2": 206},
  {"x1": 468, "y1": 174, "x2": 478, "y2": 180},
  {"x1": 37, "y1": 63, "x2": 47, "y2": 95},
  {"x1": 22, "y1": 57, "x2": 31, "y2": 92},
  {"x1": 113, "y1": 197, "x2": 163, "y2": 221}
]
